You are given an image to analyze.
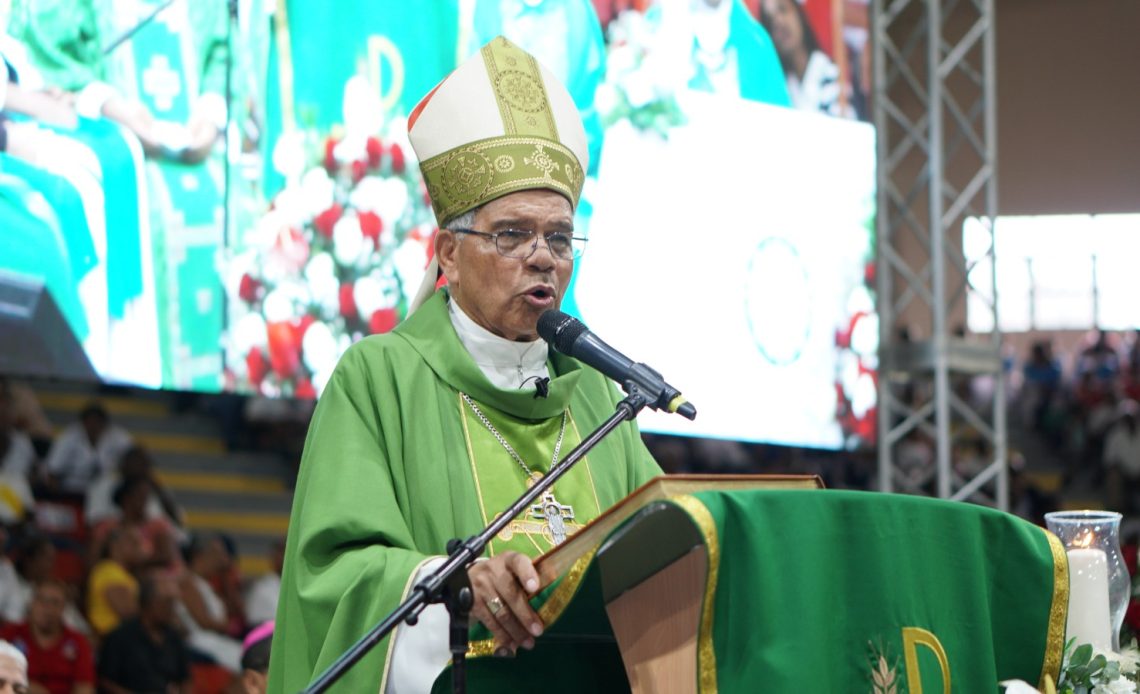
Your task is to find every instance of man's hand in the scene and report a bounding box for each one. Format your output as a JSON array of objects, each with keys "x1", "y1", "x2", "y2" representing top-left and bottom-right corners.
[{"x1": 467, "y1": 551, "x2": 544, "y2": 656}]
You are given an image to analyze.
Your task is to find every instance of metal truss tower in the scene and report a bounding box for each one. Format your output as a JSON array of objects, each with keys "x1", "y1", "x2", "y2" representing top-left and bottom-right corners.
[{"x1": 872, "y1": 0, "x2": 1005, "y2": 508}]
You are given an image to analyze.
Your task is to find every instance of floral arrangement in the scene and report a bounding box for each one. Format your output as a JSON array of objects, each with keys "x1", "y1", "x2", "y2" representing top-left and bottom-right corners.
[
  {"x1": 224, "y1": 77, "x2": 436, "y2": 398},
  {"x1": 1003, "y1": 640, "x2": 1140, "y2": 694},
  {"x1": 595, "y1": 9, "x2": 687, "y2": 138}
]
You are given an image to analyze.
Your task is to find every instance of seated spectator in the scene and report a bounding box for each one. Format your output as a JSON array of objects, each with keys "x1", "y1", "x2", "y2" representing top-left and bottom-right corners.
[
  {"x1": 244, "y1": 540, "x2": 283, "y2": 627},
  {"x1": 0, "y1": 580, "x2": 95, "y2": 694},
  {"x1": 89, "y1": 477, "x2": 179, "y2": 571},
  {"x1": 86, "y1": 527, "x2": 141, "y2": 637},
  {"x1": 0, "y1": 525, "x2": 21, "y2": 625},
  {"x1": 1105, "y1": 400, "x2": 1140, "y2": 513},
  {"x1": 0, "y1": 639, "x2": 29, "y2": 694},
  {"x1": 240, "y1": 622, "x2": 272, "y2": 694},
  {"x1": 85, "y1": 446, "x2": 184, "y2": 528},
  {"x1": 98, "y1": 574, "x2": 191, "y2": 694},
  {"x1": 0, "y1": 379, "x2": 36, "y2": 482},
  {"x1": 43, "y1": 404, "x2": 132, "y2": 495},
  {"x1": 176, "y1": 535, "x2": 242, "y2": 672},
  {"x1": 0, "y1": 382, "x2": 35, "y2": 526},
  {"x1": 1020, "y1": 340, "x2": 1062, "y2": 434},
  {"x1": 2, "y1": 381, "x2": 52, "y2": 458},
  {"x1": 2, "y1": 536, "x2": 89, "y2": 635}
]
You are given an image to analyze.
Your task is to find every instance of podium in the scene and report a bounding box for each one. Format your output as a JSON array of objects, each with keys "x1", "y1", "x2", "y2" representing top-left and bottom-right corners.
[{"x1": 432, "y1": 476, "x2": 1067, "y2": 693}]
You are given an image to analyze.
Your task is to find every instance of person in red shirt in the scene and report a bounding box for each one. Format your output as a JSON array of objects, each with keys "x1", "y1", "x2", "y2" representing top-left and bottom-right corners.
[{"x1": 0, "y1": 580, "x2": 94, "y2": 694}]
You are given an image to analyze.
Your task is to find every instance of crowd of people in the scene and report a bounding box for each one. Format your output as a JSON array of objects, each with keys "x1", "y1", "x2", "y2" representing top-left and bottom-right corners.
[
  {"x1": 1014, "y1": 329, "x2": 1140, "y2": 514},
  {"x1": 0, "y1": 378, "x2": 282, "y2": 693}
]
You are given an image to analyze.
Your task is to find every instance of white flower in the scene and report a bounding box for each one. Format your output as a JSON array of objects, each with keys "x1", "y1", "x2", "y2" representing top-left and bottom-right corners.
[
  {"x1": 301, "y1": 321, "x2": 338, "y2": 376},
  {"x1": 1093, "y1": 679, "x2": 1137, "y2": 694},
  {"x1": 300, "y1": 168, "x2": 335, "y2": 219},
  {"x1": 846, "y1": 284, "x2": 875, "y2": 315},
  {"x1": 374, "y1": 178, "x2": 410, "y2": 227},
  {"x1": 272, "y1": 184, "x2": 310, "y2": 229},
  {"x1": 851, "y1": 372, "x2": 876, "y2": 419},
  {"x1": 850, "y1": 313, "x2": 879, "y2": 364},
  {"x1": 353, "y1": 273, "x2": 398, "y2": 319},
  {"x1": 263, "y1": 288, "x2": 297, "y2": 323},
  {"x1": 348, "y1": 176, "x2": 386, "y2": 215},
  {"x1": 342, "y1": 75, "x2": 384, "y2": 142},
  {"x1": 595, "y1": 82, "x2": 619, "y2": 117},
  {"x1": 304, "y1": 253, "x2": 340, "y2": 318},
  {"x1": 1114, "y1": 643, "x2": 1140, "y2": 675},
  {"x1": 332, "y1": 214, "x2": 366, "y2": 267},
  {"x1": 1000, "y1": 681, "x2": 1041, "y2": 694},
  {"x1": 232, "y1": 312, "x2": 268, "y2": 355},
  {"x1": 393, "y1": 238, "x2": 430, "y2": 301},
  {"x1": 272, "y1": 129, "x2": 307, "y2": 180}
]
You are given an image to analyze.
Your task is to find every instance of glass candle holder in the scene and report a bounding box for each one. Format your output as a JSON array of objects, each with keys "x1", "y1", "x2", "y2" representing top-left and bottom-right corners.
[{"x1": 1045, "y1": 510, "x2": 1128, "y2": 652}]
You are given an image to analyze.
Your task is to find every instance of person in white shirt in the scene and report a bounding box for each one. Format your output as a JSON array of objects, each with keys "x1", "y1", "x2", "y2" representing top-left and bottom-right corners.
[
  {"x1": 43, "y1": 403, "x2": 132, "y2": 494},
  {"x1": 244, "y1": 540, "x2": 284, "y2": 628}
]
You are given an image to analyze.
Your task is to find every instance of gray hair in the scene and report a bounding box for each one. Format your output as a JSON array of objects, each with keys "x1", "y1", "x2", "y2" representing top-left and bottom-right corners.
[
  {"x1": 0, "y1": 640, "x2": 27, "y2": 677},
  {"x1": 443, "y1": 206, "x2": 481, "y2": 235}
]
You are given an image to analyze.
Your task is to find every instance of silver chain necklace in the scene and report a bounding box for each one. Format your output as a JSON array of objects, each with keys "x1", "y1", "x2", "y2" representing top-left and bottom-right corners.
[{"x1": 461, "y1": 392, "x2": 566, "y2": 483}]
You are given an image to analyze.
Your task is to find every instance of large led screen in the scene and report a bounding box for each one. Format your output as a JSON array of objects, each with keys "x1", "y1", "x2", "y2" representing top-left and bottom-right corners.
[{"x1": 0, "y1": 0, "x2": 876, "y2": 449}]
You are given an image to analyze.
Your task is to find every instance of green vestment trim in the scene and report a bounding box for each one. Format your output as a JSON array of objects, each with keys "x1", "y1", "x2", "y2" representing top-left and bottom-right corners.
[{"x1": 267, "y1": 289, "x2": 660, "y2": 693}]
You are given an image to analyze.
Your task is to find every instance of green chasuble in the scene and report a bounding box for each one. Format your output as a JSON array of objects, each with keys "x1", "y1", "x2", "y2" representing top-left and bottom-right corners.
[{"x1": 268, "y1": 289, "x2": 662, "y2": 693}]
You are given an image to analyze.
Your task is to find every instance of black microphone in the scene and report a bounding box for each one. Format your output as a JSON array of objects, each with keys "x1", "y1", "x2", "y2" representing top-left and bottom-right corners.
[{"x1": 537, "y1": 310, "x2": 696, "y2": 420}]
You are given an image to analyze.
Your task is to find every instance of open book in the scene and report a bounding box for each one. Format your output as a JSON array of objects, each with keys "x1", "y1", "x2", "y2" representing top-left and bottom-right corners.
[{"x1": 534, "y1": 474, "x2": 822, "y2": 586}]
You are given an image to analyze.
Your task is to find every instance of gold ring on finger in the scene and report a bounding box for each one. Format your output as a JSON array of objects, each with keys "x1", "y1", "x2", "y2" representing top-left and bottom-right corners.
[{"x1": 486, "y1": 596, "x2": 505, "y2": 617}]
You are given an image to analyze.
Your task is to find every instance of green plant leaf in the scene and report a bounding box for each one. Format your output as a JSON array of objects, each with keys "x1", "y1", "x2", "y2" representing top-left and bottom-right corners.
[{"x1": 1071, "y1": 643, "x2": 1093, "y2": 668}]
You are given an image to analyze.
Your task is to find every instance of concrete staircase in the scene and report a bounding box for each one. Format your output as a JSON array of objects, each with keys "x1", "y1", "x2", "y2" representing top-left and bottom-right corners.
[{"x1": 34, "y1": 384, "x2": 295, "y2": 577}]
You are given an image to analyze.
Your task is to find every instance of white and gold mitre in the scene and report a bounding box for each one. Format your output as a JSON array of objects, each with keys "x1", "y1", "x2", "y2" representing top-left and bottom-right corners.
[{"x1": 407, "y1": 35, "x2": 589, "y2": 225}]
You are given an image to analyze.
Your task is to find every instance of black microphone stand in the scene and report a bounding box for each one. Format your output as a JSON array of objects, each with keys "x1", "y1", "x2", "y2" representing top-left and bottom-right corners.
[{"x1": 301, "y1": 384, "x2": 651, "y2": 694}]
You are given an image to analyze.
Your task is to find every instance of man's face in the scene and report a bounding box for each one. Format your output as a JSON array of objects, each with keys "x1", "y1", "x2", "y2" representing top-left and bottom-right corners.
[
  {"x1": 438, "y1": 189, "x2": 574, "y2": 342},
  {"x1": 0, "y1": 655, "x2": 28, "y2": 694},
  {"x1": 29, "y1": 585, "x2": 67, "y2": 632},
  {"x1": 143, "y1": 575, "x2": 180, "y2": 625}
]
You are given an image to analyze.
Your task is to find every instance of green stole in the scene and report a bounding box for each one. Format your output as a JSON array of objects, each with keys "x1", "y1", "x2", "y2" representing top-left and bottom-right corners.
[{"x1": 459, "y1": 396, "x2": 603, "y2": 557}]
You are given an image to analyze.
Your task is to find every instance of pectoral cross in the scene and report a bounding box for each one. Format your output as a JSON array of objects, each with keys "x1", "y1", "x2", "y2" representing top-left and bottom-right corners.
[{"x1": 530, "y1": 491, "x2": 575, "y2": 545}]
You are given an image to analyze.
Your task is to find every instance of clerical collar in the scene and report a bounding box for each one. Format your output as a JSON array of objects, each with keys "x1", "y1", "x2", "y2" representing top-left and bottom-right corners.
[{"x1": 448, "y1": 298, "x2": 550, "y2": 391}]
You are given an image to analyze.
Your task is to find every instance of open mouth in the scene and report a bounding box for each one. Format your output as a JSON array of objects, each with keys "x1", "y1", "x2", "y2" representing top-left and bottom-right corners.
[
  {"x1": 529, "y1": 287, "x2": 552, "y2": 300},
  {"x1": 524, "y1": 286, "x2": 556, "y2": 305}
]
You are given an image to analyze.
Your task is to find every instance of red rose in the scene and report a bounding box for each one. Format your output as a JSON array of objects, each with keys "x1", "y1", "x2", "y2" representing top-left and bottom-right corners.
[
  {"x1": 238, "y1": 274, "x2": 261, "y2": 303},
  {"x1": 359, "y1": 211, "x2": 383, "y2": 249},
  {"x1": 338, "y1": 283, "x2": 358, "y2": 320},
  {"x1": 314, "y1": 203, "x2": 344, "y2": 240},
  {"x1": 351, "y1": 160, "x2": 368, "y2": 184},
  {"x1": 267, "y1": 320, "x2": 301, "y2": 379},
  {"x1": 366, "y1": 137, "x2": 384, "y2": 168},
  {"x1": 324, "y1": 137, "x2": 340, "y2": 173},
  {"x1": 388, "y1": 143, "x2": 406, "y2": 174},
  {"x1": 864, "y1": 260, "x2": 876, "y2": 287},
  {"x1": 295, "y1": 378, "x2": 317, "y2": 399},
  {"x1": 246, "y1": 348, "x2": 269, "y2": 387},
  {"x1": 292, "y1": 314, "x2": 315, "y2": 344},
  {"x1": 369, "y1": 308, "x2": 399, "y2": 335}
]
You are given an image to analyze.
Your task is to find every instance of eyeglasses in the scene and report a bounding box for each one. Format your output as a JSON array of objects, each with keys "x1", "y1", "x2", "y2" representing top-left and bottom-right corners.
[{"x1": 451, "y1": 228, "x2": 587, "y2": 260}]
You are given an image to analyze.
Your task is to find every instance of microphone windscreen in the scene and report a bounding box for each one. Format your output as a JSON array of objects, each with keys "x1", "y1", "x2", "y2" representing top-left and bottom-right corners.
[{"x1": 537, "y1": 310, "x2": 587, "y2": 354}]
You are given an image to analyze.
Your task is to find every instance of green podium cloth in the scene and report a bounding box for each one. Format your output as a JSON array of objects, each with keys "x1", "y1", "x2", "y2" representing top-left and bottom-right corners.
[{"x1": 435, "y1": 489, "x2": 1066, "y2": 693}]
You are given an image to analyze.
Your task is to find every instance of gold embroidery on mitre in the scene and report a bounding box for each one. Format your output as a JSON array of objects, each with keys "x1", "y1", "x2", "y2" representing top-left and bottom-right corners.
[
  {"x1": 495, "y1": 70, "x2": 547, "y2": 113},
  {"x1": 524, "y1": 144, "x2": 560, "y2": 181},
  {"x1": 421, "y1": 136, "x2": 584, "y2": 222},
  {"x1": 440, "y1": 151, "x2": 494, "y2": 203}
]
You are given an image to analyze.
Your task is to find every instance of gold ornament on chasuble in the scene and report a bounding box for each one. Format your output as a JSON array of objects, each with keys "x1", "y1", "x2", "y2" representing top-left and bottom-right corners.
[
  {"x1": 418, "y1": 36, "x2": 585, "y2": 223},
  {"x1": 457, "y1": 394, "x2": 603, "y2": 557}
]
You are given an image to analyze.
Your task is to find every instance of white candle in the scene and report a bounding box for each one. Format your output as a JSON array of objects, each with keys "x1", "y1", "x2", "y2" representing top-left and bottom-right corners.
[{"x1": 1066, "y1": 548, "x2": 1113, "y2": 651}]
